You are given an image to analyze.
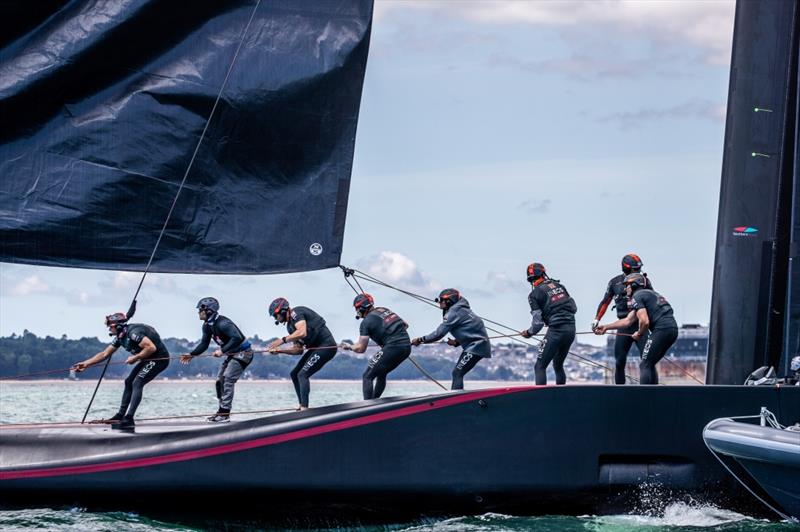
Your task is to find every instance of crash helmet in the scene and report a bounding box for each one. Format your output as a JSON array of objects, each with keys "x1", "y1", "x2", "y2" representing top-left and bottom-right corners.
[
  {"x1": 526, "y1": 262, "x2": 546, "y2": 282},
  {"x1": 435, "y1": 288, "x2": 461, "y2": 309},
  {"x1": 353, "y1": 293, "x2": 375, "y2": 319},
  {"x1": 622, "y1": 253, "x2": 643, "y2": 273},
  {"x1": 623, "y1": 272, "x2": 648, "y2": 291},
  {"x1": 196, "y1": 297, "x2": 220, "y2": 317},
  {"x1": 104, "y1": 312, "x2": 128, "y2": 336},
  {"x1": 269, "y1": 297, "x2": 290, "y2": 324}
]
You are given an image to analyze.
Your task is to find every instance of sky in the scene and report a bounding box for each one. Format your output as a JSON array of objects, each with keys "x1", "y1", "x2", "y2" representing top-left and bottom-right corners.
[{"x1": 0, "y1": 0, "x2": 736, "y2": 347}]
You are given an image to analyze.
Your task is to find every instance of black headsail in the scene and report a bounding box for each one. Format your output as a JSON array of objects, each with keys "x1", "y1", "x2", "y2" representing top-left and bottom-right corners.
[
  {"x1": 708, "y1": 0, "x2": 800, "y2": 384},
  {"x1": 0, "y1": 0, "x2": 373, "y2": 274}
]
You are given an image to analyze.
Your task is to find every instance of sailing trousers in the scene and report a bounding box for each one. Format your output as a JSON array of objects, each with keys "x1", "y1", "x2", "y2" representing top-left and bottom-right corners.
[
  {"x1": 362, "y1": 344, "x2": 411, "y2": 399},
  {"x1": 614, "y1": 322, "x2": 649, "y2": 384},
  {"x1": 291, "y1": 340, "x2": 337, "y2": 407},
  {"x1": 118, "y1": 355, "x2": 169, "y2": 419},
  {"x1": 534, "y1": 325, "x2": 576, "y2": 385},
  {"x1": 215, "y1": 350, "x2": 253, "y2": 412},
  {"x1": 639, "y1": 327, "x2": 678, "y2": 384},
  {"x1": 451, "y1": 350, "x2": 483, "y2": 390}
]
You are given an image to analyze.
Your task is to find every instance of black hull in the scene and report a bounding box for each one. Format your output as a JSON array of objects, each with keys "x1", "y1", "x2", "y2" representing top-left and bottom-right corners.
[{"x1": 2, "y1": 385, "x2": 799, "y2": 519}]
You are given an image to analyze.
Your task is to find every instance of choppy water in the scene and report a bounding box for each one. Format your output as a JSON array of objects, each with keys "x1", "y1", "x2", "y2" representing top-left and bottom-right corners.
[{"x1": 0, "y1": 381, "x2": 794, "y2": 531}]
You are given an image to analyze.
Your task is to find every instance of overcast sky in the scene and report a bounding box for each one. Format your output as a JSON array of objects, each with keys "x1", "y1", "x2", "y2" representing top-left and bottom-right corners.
[{"x1": 0, "y1": 0, "x2": 735, "y2": 348}]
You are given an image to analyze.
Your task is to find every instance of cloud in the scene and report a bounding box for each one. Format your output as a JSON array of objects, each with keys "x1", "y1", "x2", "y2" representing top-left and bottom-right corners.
[
  {"x1": 486, "y1": 271, "x2": 518, "y2": 294},
  {"x1": 377, "y1": 0, "x2": 734, "y2": 65},
  {"x1": 358, "y1": 251, "x2": 441, "y2": 294},
  {"x1": 9, "y1": 275, "x2": 50, "y2": 296},
  {"x1": 517, "y1": 198, "x2": 551, "y2": 214},
  {"x1": 597, "y1": 98, "x2": 726, "y2": 129}
]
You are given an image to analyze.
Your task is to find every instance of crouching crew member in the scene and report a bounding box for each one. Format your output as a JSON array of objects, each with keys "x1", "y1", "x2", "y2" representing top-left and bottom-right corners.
[
  {"x1": 595, "y1": 273, "x2": 678, "y2": 384},
  {"x1": 180, "y1": 297, "x2": 253, "y2": 422},
  {"x1": 520, "y1": 263, "x2": 577, "y2": 385},
  {"x1": 73, "y1": 313, "x2": 170, "y2": 431},
  {"x1": 411, "y1": 289, "x2": 491, "y2": 390},
  {"x1": 341, "y1": 293, "x2": 411, "y2": 399},
  {"x1": 592, "y1": 253, "x2": 653, "y2": 384},
  {"x1": 268, "y1": 298, "x2": 337, "y2": 410}
]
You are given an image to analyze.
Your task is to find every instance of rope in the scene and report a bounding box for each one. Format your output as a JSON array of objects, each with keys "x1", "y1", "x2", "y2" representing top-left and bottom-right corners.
[
  {"x1": 80, "y1": 0, "x2": 263, "y2": 423},
  {"x1": 0, "y1": 407, "x2": 296, "y2": 430},
  {"x1": 344, "y1": 266, "x2": 638, "y2": 383}
]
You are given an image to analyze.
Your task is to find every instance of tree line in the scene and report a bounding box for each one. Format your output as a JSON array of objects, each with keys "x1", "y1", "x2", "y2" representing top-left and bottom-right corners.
[{"x1": 0, "y1": 331, "x2": 521, "y2": 381}]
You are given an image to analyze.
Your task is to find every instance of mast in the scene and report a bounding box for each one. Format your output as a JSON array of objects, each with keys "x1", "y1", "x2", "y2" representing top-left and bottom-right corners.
[{"x1": 707, "y1": 0, "x2": 800, "y2": 384}]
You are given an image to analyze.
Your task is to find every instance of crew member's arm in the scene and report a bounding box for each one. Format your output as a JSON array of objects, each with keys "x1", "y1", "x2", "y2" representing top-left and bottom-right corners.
[
  {"x1": 217, "y1": 318, "x2": 245, "y2": 354},
  {"x1": 593, "y1": 281, "x2": 614, "y2": 329},
  {"x1": 270, "y1": 342, "x2": 304, "y2": 355},
  {"x1": 181, "y1": 324, "x2": 211, "y2": 364},
  {"x1": 521, "y1": 295, "x2": 543, "y2": 338},
  {"x1": 342, "y1": 335, "x2": 370, "y2": 353},
  {"x1": 632, "y1": 308, "x2": 649, "y2": 341},
  {"x1": 73, "y1": 344, "x2": 118, "y2": 371},
  {"x1": 126, "y1": 336, "x2": 156, "y2": 364},
  {"x1": 268, "y1": 320, "x2": 307, "y2": 350},
  {"x1": 595, "y1": 310, "x2": 636, "y2": 334},
  {"x1": 412, "y1": 313, "x2": 456, "y2": 346}
]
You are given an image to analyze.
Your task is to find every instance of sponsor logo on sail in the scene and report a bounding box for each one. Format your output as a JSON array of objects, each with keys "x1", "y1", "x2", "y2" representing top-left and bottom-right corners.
[
  {"x1": 732, "y1": 226, "x2": 758, "y2": 237},
  {"x1": 309, "y1": 243, "x2": 323, "y2": 255}
]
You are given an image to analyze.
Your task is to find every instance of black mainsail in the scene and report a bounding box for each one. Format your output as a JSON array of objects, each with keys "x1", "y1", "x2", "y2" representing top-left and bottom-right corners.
[{"x1": 0, "y1": 0, "x2": 373, "y2": 274}]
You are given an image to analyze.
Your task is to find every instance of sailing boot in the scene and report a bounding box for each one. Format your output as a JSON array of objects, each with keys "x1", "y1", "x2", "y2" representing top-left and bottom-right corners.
[
  {"x1": 111, "y1": 416, "x2": 135, "y2": 432},
  {"x1": 207, "y1": 409, "x2": 230, "y2": 423}
]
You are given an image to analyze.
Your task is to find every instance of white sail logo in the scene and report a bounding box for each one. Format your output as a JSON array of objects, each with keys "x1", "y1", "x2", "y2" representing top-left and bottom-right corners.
[{"x1": 309, "y1": 243, "x2": 323, "y2": 256}]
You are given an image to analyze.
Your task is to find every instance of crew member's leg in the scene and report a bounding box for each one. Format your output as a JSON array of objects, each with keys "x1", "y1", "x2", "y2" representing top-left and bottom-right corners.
[
  {"x1": 218, "y1": 350, "x2": 253, "y2": 416},
  {"x1": 639, "y1": 328, "x2": 678, "y2": 384},
  {"x1": 215, "y1": 357, "x2": 230, "y2": 408},
  {"x1": 114, "y1": 356, "x2": 169, "y2": 429},
  {"x1": 290, "y1": 351, "x2": 313, "y2": 406},
  {"x1": 534, "y1": 331, "x2": 558, "y2": 385},
  {"x1": 363, "y1": 345, "x2": 411, "y2": 399},
  {"x1": 451, "y1": 350, "x2": 482, "y2": 390},
  {"x1": 614, "y1": 323, "x2": 636, "y2": 384},
  {"x1": 551, "y1": 327, "x2": 575, "y2": 385},
  {"x1": 296, "y1": 345, "x2": 337, "y2": 407}
]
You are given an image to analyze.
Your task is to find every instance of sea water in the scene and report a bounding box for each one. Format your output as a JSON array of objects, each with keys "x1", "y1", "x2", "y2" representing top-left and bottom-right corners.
[{"x1": 0, "y1": 380, "x2": 794, "y2": 531}]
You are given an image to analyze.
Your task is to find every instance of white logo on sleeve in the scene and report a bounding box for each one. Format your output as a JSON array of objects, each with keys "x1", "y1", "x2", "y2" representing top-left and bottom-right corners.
[{"x1": 309, "y1": 243, "x2": 323, "y2": 256}]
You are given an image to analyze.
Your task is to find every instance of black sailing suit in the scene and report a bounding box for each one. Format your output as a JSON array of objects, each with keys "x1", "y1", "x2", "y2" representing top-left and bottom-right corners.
[
  {"x1": 629, "y1": 288, "x2": 678, "y2": 384},
  {"x1": 111, "y1": 323, "x2": 170, "y2": 420},
  {"x1": 528, "y1": 278, "x2": 577, "y2": 385},
  {"x1": 595, "y1": 272, "x2": 653, "y2": 384},
  {"x1": 285, "y1": 306, "x2": 337, "y2": 407},
  {"x1": 359, "y1": 307, "x2": 411, "y2": 399}
]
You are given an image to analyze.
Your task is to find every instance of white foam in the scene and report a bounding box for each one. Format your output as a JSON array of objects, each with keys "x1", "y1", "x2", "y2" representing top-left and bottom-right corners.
[{"x1": 600, "y1": 501, "x2": 753, "y2": 528}]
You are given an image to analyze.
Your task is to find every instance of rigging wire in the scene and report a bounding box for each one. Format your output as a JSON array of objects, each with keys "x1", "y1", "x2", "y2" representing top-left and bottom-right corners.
[
  {"x1": 344, "y1": 266, "x2": 642, "y2": 384},
  {"x1": 81, "y1": 0, "x2": 264, "y2": 423}
]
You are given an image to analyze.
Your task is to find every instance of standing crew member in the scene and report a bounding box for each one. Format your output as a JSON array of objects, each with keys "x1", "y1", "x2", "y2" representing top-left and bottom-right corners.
[
  {"x1": 341, "y1": 293, "x2": 411, "y2": 399},
  {"x1": 595, "y1": 273, "x2": 678, "y2": 384},
  {"x1": 411, "y1": 289, "x2": 491, "y2": 390},
  {"x1": 73, "y1": 313, "x2": 170, "y2": 431},
  {"x1": 520, "y1": 263, "x2": 577, "y2": 385},
  {"x1": 180, "y1": 297, "x2": 253, "y2": 422},
  {"x1": 592, "y1": 253, "x2": 653, "y2": 384},
  {"x1": 268, "y1": 298, "x2": 337, "y2": 410}
]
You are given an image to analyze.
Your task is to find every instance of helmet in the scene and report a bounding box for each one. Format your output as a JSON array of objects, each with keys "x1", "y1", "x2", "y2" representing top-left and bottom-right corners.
[
  {"x1": 744, "y1": 366, "x2": 778, "y2": 386},
  {"x1": 790, "y1": 355, "x2": 800, "y2": 373},
  {"x1": 435, "y1": 288, "x2": 461, "y2": 309},
  {"x1": 526, "y1": 262, "x2": 546, "y2": 282},
  {"x1": 623, "y1": 272, "x2": 647, "y2": 290},
  {"x1": 622, "y1": 253, "x2": 643, "y2": 273},
  {"x1": 353, "y1": 293, "x2": 374, "y2": 319},
  {"x1": 269, "y1": 297, "x2": 290, "y2": 324},
  {"x1": 105, "y1": 312, "x2": 128, "y2": 336},
  {"x1": 196, "y1": 297, "x2": 220, "y2": 314}
]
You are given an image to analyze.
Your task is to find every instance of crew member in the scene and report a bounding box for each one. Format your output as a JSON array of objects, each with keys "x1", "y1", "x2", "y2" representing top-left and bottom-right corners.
[
  {"x1": 520, "y1": 263, "x2": 577, "y2": 385},
  {"x1": 267, "y1": 298, "x2": 337, "y2": 410},
  {"x1": 595, "y1": 273, "x2": 678, "y2": 384},
  {"x1": 411, "y1": 289, "x2": 491, "y2": 390},
  {"x1": 592, "y1": 253, "x2": 653, "y2": 384},
  {"x1": 341, "y1": 293, "x2": 411, "y2": 399},
  {"x1": 73, "y1": 313, "x2": 170, "y2": 431},
  {"x1": 180, "y1": 297, "x2": 253, "y2": 422}
]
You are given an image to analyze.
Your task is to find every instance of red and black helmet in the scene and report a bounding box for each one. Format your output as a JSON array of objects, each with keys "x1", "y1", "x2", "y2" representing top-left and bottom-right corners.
[
  {"x1": 435, "y1": 288, "x2": 461, "y2": 309},
  {"x1": 353, "y1": 293, "x2": 375, "y2": 318},
  {"x1": 621, "y1": 253, "x2": 643, "y2": 273},
  {"x1": 105, "y1": 312, "x2": 128, "y2": 335},
  {"x1": 526, "y1": 262, "x2": 546, "y2": 282},
  {"x1": 623, "y1": 272, "x2": 647, "y2": 290},
  {"x1": 269, "y1": 297, "x2": 290, "y2": 324}
]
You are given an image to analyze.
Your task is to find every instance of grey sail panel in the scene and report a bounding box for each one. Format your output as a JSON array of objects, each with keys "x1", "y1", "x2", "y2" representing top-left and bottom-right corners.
[
  {"x1": 0, "y1": 0, "x2": 373, "y2": 274},
  {"x1": 708, "y1": 0, "x2": 800, "y2": 384}
]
